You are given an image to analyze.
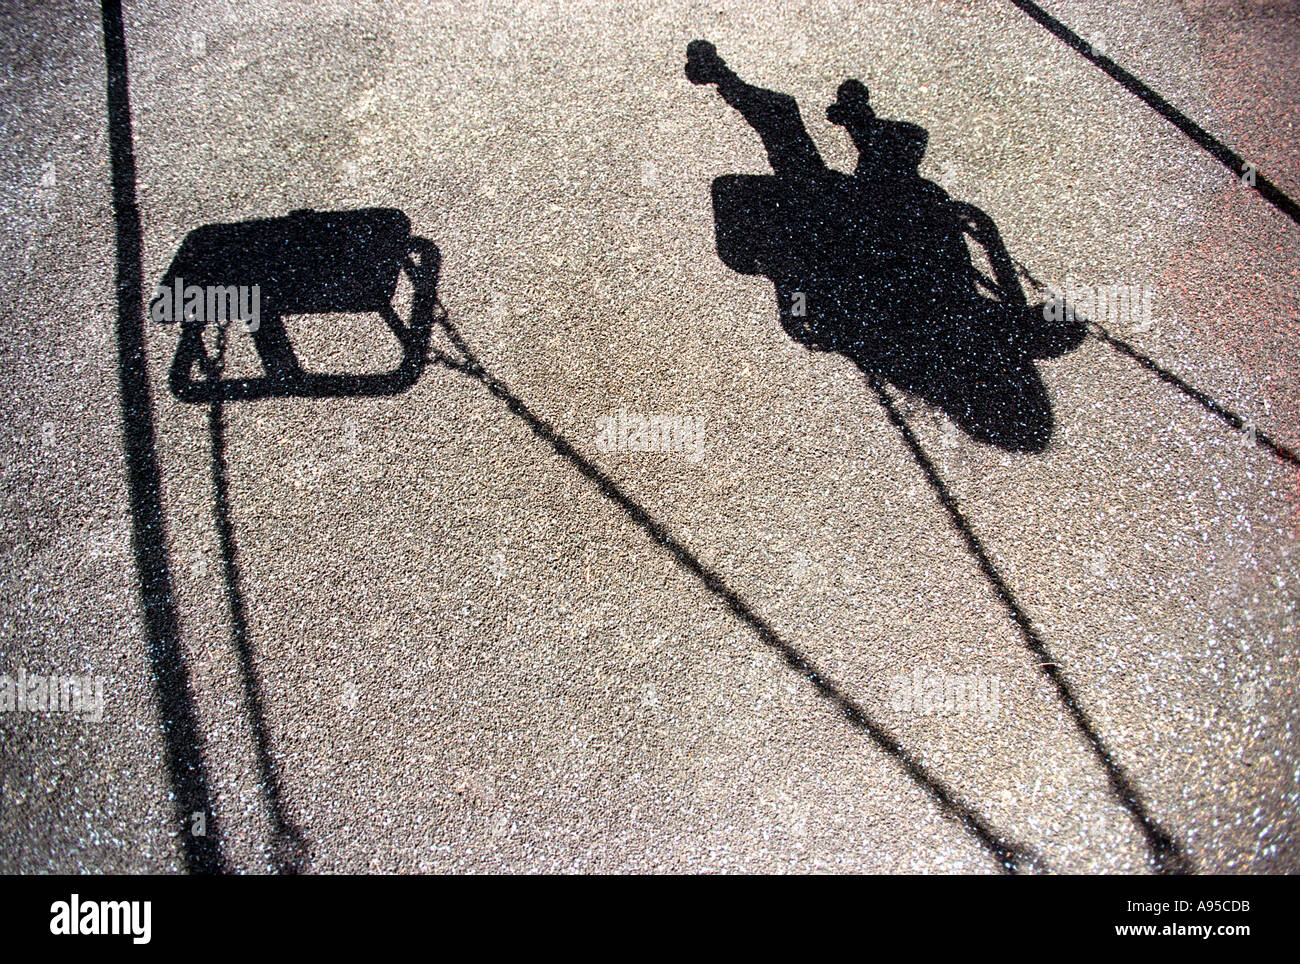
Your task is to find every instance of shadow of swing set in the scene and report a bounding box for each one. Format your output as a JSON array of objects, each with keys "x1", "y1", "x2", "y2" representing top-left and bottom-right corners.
[
  {"x1": 140, "y1": 42, "x2": 1300, "y2": 873},
  {"x1": 147, "y1": 206, "x2": 443, "y2": 871}
]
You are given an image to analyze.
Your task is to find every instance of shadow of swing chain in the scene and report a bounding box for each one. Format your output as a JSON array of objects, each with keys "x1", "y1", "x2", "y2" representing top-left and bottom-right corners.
[
  {"x1": 863, "y1": 371, "x2": 1190, "y2": 874},
  {"x1": 201, "y1": 326, "x2": 311, "y2": 874},
  {"x1": 425, "y1": 309, "x2": 1040, "y2": 873},
  {"x1": 1013, "y1": 260, "x2": 1300, "y2": 468}
]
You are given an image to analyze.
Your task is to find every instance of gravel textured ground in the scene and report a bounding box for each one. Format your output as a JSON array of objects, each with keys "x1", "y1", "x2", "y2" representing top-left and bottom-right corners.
[{"x1": 0, "y1": 0, "x2": 1297, "y2": 873}]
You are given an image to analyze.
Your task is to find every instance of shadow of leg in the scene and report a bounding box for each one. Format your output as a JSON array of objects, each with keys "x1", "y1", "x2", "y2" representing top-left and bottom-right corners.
[{"x1": 251, "y1": 315, "x2": 302, "y2": 384}]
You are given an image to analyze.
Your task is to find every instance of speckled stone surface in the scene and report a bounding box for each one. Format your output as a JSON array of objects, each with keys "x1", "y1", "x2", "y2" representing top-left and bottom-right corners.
[{"x1": 0, "y1": 0, "x2": 1296, "y2": 873}]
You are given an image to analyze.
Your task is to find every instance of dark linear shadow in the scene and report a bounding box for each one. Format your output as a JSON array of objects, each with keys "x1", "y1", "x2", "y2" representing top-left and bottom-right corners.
[
  {"x1": 158, "y1": 210, "x2": 440, "y2": 403},
  {"x1": 1012, "y1": 261, "x2": 1300, "y2": 467},
  {"x1": 427, "y1": 312, "x2": 1041, "y2": 873},
  {"x1": 864, "y1": 372, "x2": 1190, "y2": 874},
  {"x1": 100, "y1": 0, "x2": 224, "y2": 874},
  {"x1": 202, "y1": 327, "x2": 309, "y2": 874},
  {"x1": 1090, "y1": 323, "x2": 1300, "y2": 467},
  {"x1": 1009, "y1": 0, "x2": 1300, "y2": 227}
]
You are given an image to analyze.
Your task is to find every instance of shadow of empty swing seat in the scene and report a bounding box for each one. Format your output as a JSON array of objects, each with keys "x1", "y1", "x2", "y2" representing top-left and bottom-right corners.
[{"x1": 153, "y1": 207, "x2": 441, "y2": 402}]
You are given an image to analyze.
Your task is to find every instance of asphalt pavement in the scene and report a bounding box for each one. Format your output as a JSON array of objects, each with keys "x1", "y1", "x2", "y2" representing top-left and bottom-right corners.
[{"x1": 0, "y1": 0, "x2": 1297, "y2": 873}]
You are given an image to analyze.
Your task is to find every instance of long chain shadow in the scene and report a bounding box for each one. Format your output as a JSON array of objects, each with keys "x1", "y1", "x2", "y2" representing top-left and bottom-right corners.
[
  {"x1": 427, "y1": 311, "x2": 1042, "y2": 873},
  {"x1": 441, "y1": 297, "x2": 1190, "y2": 872},
  {"x1": 1011, "y1": 261, "x2": 1300, "y2": 467},
  {"x1": 200, "y1": 326, "x2": 309, "y2": 873},
  {"x1": 864, "y1": 372, "x2": 1190, "y2": 874},
  {"x1": 1091, "y1": 325, "x2": 1300, "y2": 466}
]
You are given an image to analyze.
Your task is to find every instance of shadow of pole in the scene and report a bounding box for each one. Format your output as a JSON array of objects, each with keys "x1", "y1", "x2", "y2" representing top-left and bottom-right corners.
[
  {"x1": 429, "y1": 313, "x2": 1040, "y2": 873},
  {"x1": 862, "y1": 369, "x2": 1190, "y2": 874},
  {"x1": 1008, "y1": 0, "x2": 1300, "y2": 226},
  {"x1": 204, "y1": 328, "x2": 310, "y2": 874},
  {"x1": 100, "y1": 0, "x2": 224, "y2": 873}
]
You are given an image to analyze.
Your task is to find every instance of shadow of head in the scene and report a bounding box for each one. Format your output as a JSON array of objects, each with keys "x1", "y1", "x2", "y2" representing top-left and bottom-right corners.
[
  {"x1": 153, "y1": 207, "x2": 440, "y2": 403},
  {"x1": 827, "y1": 79, "x2": 929, "y2": 181}
]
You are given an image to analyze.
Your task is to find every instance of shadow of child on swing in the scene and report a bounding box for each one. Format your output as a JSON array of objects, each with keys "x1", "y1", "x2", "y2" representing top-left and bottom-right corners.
[{"x1": 689, "y1": 40, "x2": 1084, "y2": 452}]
